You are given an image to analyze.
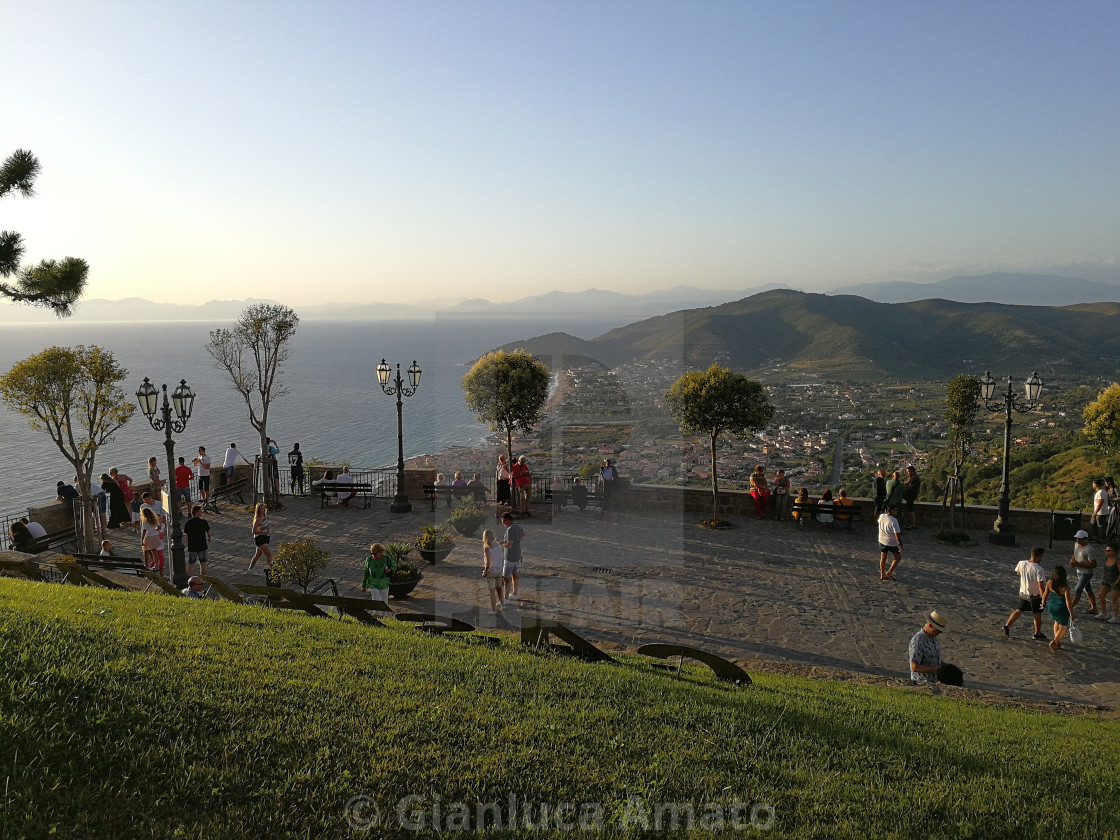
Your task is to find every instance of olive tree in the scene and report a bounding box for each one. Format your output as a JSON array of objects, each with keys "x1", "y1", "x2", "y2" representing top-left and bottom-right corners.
[
  {"x1": 1, "y1": 149, "x2": 88, "y2": 316},
  {"x1": 0, "y1": 345, "x2": 134, "y2": 550},
  {"x1": 1083, "y1": 383, "x2": 1120, "y2": 454},
  {"x1": 665, "y1": 364, "x2": 774, "y2": 518},
  {"x1": 943, "y1": 374, "x2": 981, "y2": 530},
  {"x1": 207, "y1": 303, "x2": 299, "y2": 503},
  {"x1": 461, "y1": 349, "x2": 550, "y2": 466}
]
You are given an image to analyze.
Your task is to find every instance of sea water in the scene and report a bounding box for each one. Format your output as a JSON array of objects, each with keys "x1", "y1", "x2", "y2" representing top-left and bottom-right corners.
[{"x1": 0, "y1": 315, "x2": 632, "y2": 513}]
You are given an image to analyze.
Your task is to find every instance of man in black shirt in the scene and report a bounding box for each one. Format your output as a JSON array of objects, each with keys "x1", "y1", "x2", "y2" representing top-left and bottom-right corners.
[{"x1": 182, "y1": 505, "x2": 211, "y2": 576}]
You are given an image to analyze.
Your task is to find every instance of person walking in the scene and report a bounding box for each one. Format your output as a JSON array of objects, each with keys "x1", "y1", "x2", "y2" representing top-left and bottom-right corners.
[
  {"x1": 360, "y1": 543, "x2": 394, "y2": 605},
  {"x1": 1068, "y1": 529, "x2": 1098, "y2": 614},
  {"x1": 771, "y1": 468, "x2": 790, "y2": 521},
  {"x1": 908, "y1": 611, "x2": 947, "y2": 683},
  {"x1": 1042, "y1": 566, "x2": 1073, "y2": 652},
  {"x1": 100, "y1": 472, "x2": 130, "y2": 529},
  {"x1": 878, "y1": 504, "x2": 904, "y2": 580},
  {"x1": 183, "y1": 505, "x2": 211, "y2": 577},
  {"x1": 1095, "y1": 543, "x2": 1120, "y2": 623},
  {"x1": 481, "y1": 529, "x2": 504, "y2": 615},
  {"x1": 248, "y1": 502, "x2": 271, "y2": 572},
  {"x1": 499, "y1": 511, "x2": 524, "y2": 605},
  {"x1": 903, "y1": 465, "x2": 922, "y2": 530},
  {"x1": 600, "y1": 459, "x2": 619, "y2": 507},
  {"x1": 1002, "y1": 547, "x2": 1048, "y2": 640},
  {"x1": 749, "y1": 465, "x2": 769, "y2": 520}
]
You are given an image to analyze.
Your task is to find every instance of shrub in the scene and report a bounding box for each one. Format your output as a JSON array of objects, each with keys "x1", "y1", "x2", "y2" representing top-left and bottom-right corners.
[
  {"x1": 448, "y1": 498, "x2": 486, "y2": 535},
  {"x1": 270, "y1": 539, "x2": 331, "y2": 592},
  {"x1": 416, "y1": 523, "x2": 455, "y2": 551}
]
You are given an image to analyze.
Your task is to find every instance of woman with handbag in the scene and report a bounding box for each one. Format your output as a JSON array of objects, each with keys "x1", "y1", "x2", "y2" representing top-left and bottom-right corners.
[{"x1": 1041, "y1": 565, "x2": 1073, "y2": 652}]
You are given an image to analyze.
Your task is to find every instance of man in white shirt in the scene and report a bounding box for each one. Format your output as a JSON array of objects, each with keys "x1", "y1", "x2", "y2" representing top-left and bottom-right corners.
[
  {"x1": 878, "y1": 504, "x2": 903, "y2": 581},
  {"x1": 336, "y1": 466, "x2": 356, "y2": 507},
  {"x1": 223, "y1": 443, "x2": 249, "y2": 484},
  {"x1": 1002, "y1": 547, "x2": 1048, "y2": 640},
  {"x1": 21, "y1": 518, "x2": 47, "y2": 540},
  {"x1": 195, "y1": 446, "x2": 213, "y2": 502},
  {"x1": 1092, "y1": 479, "x2": 1112, "y2": 539}
]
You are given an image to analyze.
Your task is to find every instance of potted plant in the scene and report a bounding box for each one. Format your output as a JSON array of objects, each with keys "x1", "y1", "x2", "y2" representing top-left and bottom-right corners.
[
  {"x1": 448, "y1": 497, "x2": 486, "y2": 537},
  {"x1": 415, "y1": 522, "x2": 455, "y2": 564},
  {"x1": 385, "y1": 542, "x2": 423, "y2": 599},
  {"x1": 270, "y1": 539, "x2": 332, "y2": 592}
]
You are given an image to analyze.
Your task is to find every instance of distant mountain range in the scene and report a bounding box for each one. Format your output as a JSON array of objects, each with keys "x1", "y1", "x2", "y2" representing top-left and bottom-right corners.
[
  {"x1": 1, "y1": 272, "x2": 1116, "y2": 324},
  {"x1": 832, "y1": 273, "x2": 1120, "y2": 306},
  {"x1": 495, "y1": 289, "x2": 1120, "y2": 382}
]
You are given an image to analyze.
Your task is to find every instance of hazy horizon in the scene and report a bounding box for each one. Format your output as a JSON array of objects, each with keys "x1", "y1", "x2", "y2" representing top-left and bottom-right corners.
[{"x1": 4, "y1": 2, "x2": 1119, "y2": 307}]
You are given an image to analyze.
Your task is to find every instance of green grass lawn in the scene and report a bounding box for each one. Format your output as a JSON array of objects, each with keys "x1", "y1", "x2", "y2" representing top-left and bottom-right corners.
[{"x1": 1, "y1": 578, "x2": 1118, "y2": 839}]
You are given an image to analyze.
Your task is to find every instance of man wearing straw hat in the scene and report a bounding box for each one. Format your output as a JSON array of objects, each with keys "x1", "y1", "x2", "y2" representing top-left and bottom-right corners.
[{"x1": 908, "y1": 611, "x2": 947, "y2": 684}]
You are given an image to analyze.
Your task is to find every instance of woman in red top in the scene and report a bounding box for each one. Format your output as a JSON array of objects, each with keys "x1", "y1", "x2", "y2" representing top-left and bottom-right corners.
[{"x1": 511, "y1": 455, "x2": 531, "y2": 517}]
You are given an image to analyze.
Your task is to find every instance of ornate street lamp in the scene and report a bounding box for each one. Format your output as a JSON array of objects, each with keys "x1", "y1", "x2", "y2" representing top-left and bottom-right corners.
[
  {"x1": 378, "y1": 359, "x2": 421, "y2": 513},
  {"x1": 979, "y1": 370, "x2": 1044, "y2": 546},
  {"x1": 136, "y1": 377, "x2": 195, "y2": 586}
]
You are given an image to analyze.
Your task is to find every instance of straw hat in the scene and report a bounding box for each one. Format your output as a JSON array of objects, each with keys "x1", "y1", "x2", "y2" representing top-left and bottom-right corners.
[{"x1": 928, "y1": 610, "x2": 948, "y2": 632}]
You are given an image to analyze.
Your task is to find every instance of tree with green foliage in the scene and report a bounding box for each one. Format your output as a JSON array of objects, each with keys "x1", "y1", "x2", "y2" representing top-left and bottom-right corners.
[
  {"x1": 665, "y1": 364, "x2": 774, "y2": 517},
  {"x1": 1083, "y1": 383, "x2": 1120, "y2": 454},
  {"x1": 1, "y1": 149, "x2": 88, "y2": 316},
  {"x1": 207, "y1": 303, "x2": 300, "y2": 504},
  {"x1": 270, "y1": 539, "x2": 331, "y2": 593},
  {"x1": 0, "y1": 345, "x2": 134, "y2": 550},
  {"x1": 945, "y1": 375, "x2": 981, "y2": 469},
  {"x1": 461, "y1": 349, "x2": 550, "y2": 466}
]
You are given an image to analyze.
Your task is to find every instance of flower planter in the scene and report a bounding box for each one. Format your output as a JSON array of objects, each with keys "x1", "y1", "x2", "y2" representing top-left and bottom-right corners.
[
  {"x1": 389, "y1": 576, "x2": 422, "y2": 599},
  {"x1": 417, "y1": 546, "x2": 452, "y2": 564},
  {"x1": 450, "y1": 520, "x2": 482, "y2": 537}
]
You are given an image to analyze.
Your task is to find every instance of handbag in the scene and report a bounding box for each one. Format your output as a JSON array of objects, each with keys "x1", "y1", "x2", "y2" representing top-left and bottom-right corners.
[{"x1": 1068, "y1": 619, "x2": 1083, "y2": 645}]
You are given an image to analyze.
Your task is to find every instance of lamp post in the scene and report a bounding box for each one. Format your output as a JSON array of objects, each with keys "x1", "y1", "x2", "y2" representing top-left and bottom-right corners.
[
  {"x1": 136, "y1": 377, "x2": 195, "y2": 587},
  {"x1": 377, "y1": 359, "x2": 421, "y2": 514},
  {"x1": 979, "y1": 370, "x2": 1044, "y2": 547}
]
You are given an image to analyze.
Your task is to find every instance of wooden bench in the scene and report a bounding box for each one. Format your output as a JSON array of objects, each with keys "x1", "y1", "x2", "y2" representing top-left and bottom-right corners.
[
  {"x1": 201, "y1": 478, "x2": 248, "y2": 514},
  {"x1": 422, "y1": 484, "x2": 472, "y2": 511},
  {"x1": 0, "y1": 558, "x2": 47, "y2": 581},
  {"x1": 53, "y1": 560, "x2": 127, "y2": 590},
  {"x1": 71, "y1": 554, "x2": 148, "y2": 576},
  {"x1": 28, "y1": 527, "x2": 78, "y2": 554},
  {"x1": 316, "y1": 481, "x2": 373, "y2": 509},
  {"x1": 790, "y1": 501, "x2": 863, "y2": 532},
  {"x1": 543, "y1": 487, "x2": 603, "y2": 518}
]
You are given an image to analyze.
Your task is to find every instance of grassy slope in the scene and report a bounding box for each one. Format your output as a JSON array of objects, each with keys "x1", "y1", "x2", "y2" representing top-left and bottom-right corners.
[{"x1": 1, "y1": 579, "x2": 1118, "y2": 839}]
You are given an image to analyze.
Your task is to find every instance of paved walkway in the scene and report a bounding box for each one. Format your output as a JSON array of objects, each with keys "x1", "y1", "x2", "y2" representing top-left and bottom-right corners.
[{"x1": 193, "y1": 496, "x2": 1119, "y2": 708}]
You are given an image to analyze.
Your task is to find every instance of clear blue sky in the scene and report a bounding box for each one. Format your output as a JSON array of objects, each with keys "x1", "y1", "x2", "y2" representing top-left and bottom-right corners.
[{"x1": 4, "y1": 1, "x2": 1118, "y2": 306}]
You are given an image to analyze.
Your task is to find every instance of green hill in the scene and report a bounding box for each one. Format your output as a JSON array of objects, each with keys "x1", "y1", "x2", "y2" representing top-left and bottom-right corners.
[
  {"x1": 2, "y1": 579, "x2": 1117, "y2": 838},
  {"x1": 499, "y1": 290, "x2": 1120, "y2": 381}
]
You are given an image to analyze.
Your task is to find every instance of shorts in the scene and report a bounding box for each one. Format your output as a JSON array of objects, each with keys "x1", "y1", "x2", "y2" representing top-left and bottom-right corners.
[
  {"x1": 367, "y1": 588, "x2": 389, "y2": 604},
  {"x1": 177, "y1": 488, "x2": 191, "y2": 502},
  {"x1": 198, "y1": 475, "x2": 210, "y2": 491},
  {"x1": 1017, "y1": 595, "x2": 1042, "y2": 614},
  {"x1": 503, "y1": 561, "x2": 520, "y2": 577},
  {"x1": 189, "y1": 550, "x2": 208, "y2": 565},
  {"x1": 904, "y1": 498, "x2": 916, "y2": 512},
  {"x1": 254, "y1": 534, "x2": 270, "y2": 547},
  {"x1": 880, "y1": 544, "x2": 900, "y2": 555},
  {"x1": 484, "y1": 573, "x2": 504, "y2": 591},
  {"x1": 1073, "y1": 574, "x2": 1094, "y2": 597}
]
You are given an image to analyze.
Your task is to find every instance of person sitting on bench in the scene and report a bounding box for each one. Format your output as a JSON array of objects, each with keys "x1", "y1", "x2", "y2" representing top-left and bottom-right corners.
[
  {"x1": 570, "y1": 477, "x2": 588, "y2": 511},
  {"x1": 336, "y1": 466, "x2": 357, "y2": 507}
]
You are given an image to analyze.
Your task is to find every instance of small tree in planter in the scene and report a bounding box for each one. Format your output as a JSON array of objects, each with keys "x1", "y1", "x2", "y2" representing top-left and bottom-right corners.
[
  {"x1": 448, "y1": 497, "x2": 486, "y2": 537},
  {"x1": 416, "y1": 523, "x2": 455, "y2": 563},
  {"x1": 385, "y1": 542, "x2": 424, "y2": 598},
  {"x1": 270, "y1": 539, "x2": 331, "y2": 593}
]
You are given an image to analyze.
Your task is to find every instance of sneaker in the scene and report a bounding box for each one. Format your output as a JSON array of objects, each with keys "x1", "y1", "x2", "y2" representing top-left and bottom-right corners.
[
  {"x1": 510, "y1": 593, "x2": 519, "y2": 601},
  {"x1": 1002, "y1": 624, "x2": 1010, "y2": 637},
  {"x1": 1096, "y1": 612, "x2": 1110, "y2": 621},
  {"x1": 1032, "y1": 633, "x2": 1047, "y2": 640},
  {"x1": 1111, "y1": 616, "x2": 1120, "y2": 624}
]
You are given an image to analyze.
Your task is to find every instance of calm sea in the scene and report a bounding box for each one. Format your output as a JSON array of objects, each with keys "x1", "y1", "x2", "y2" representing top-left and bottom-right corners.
[{"x1": 0, "y1": 315, "x2": 632, "y2": 514}]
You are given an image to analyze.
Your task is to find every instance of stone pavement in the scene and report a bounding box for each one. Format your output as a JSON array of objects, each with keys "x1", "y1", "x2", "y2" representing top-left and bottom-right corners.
[{"x1": 193, "y1": 496, "x2": 1120, "y2": 708}]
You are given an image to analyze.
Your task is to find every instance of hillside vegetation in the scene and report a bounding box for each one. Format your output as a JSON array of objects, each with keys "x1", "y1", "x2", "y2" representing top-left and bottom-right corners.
[
  {"x1": 1, "y1": 579, "x2": 1118, "y2": 839},
  {"x1": 499, "y1": 289, "x2": 1120, "y2": 382}
]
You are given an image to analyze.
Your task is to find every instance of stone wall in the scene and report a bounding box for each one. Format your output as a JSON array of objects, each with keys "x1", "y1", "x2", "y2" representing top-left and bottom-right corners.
[{"x1": 619, "y1": 483, "x2": 1078, "y2": 537}]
